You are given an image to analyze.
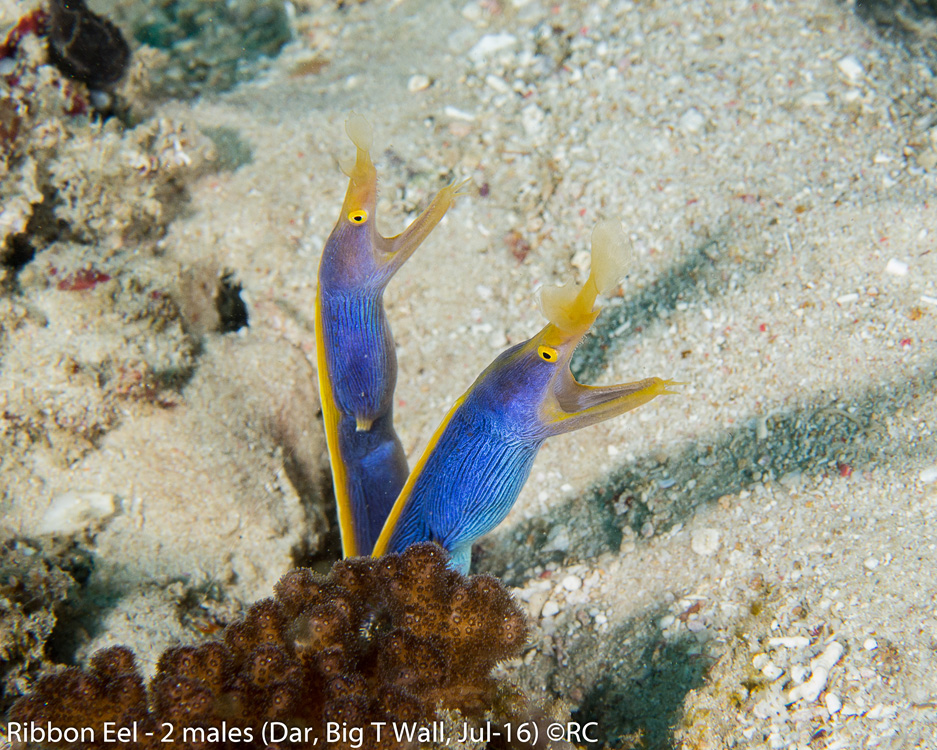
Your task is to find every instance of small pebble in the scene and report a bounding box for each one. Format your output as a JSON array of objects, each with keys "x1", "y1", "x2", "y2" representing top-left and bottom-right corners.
[
  {"x1": 920, "y1": 465, "x2": 937, "y2": 484},
  {"x1": 691, "y1": 528, "x2": 720, "y2": 556},
  {"x1": 541, "y1": 600, "x2": 560, "y2": 618},
  {"x1": 919, "y1": 149, "x2": 937, "y2": 171},
  {"x1": 836, "y1": 293, "x2": 859, "y2": 304},
  {"x1": 885, "y1": 258, "x2": 909, "y2": 276},
  {"x1": 799, "y1": 91, "x2": 829, "y2": 107},
  {"x1": 755, "y1": 416, "x2": 769, "y2": 440},
  {"x1": 659, "y1": 614, "x2": 676, "y2": 629},
  {"x1": 407, "y1": 74, "x2": 430, "y2": 92},
  {"x1": 468, "y1": 33, "x2": 517, "y2": 62},
  {"x1": 863, "y1": 638, "x2": 878, "y2": 651},
  {"x1": 864, "y1": 557, "x2": 879, "y2": 570},
  {"x1": 779, "y1": 471, "x2": 804, "y2": 490},
  {"x1": 678, "y1": 107, "x2": 706, "y2": 133},
  {"x1": 825, "y1": 693, "x2": 843, "y2": 714},
  {"x1": 571, "y1": 249, "x2": 591, "y2": 274},
  {"x1": 485, "y1": 74, "x2": 510, "y2": 93},
  {"x1": 461, "y1": 2, "x2": 483, "y2": 21},
  {"x1": 752, "y1": 698, "x2": 778, "y2": 720},
  {"x1": 521, "y1": 103, "x2": 545, "y2": 135},
  {"x1": 836, "y1": 55, "x2": 864, "y2": 82},
  {"x1": 762, "y1": 662, "x2": 784, "y2": 681},
  {"x1": 542, "y1": 526, "x2": 570, "y2": 553},
  {"x1": 561, "y1": 574, "x2": 582, "y2": 592},
  {"x1": 89, "y1": 89, "x2": 112, "y2": 110},
  {"x1": 865, "y1": 703, "x2": 896, "y2": 720},
  {"x1": 527, "y1": 591, "x2": 548, "y2": 619},
  {"x1": 444, "y1": 105, "x2": 476, "y2": 121}
]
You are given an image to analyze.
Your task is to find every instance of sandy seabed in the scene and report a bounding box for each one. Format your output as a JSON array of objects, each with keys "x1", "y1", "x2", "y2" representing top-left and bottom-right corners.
[{"x1": 2, "y1": 0, "x2": 937, "y2": 747}]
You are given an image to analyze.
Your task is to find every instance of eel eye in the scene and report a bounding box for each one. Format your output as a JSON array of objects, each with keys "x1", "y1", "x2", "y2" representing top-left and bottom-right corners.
[
  {"x1": 348, "y1": 209, "x2": 368, "y2": 224},
  {"x1": 537, "y1": 345, "x2": 558, "y2": 362}
]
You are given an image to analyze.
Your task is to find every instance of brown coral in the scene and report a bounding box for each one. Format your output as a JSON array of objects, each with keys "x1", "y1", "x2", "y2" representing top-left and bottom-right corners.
[{"x1": 10, "y1": 543, "x2": 530, "y2": 749}]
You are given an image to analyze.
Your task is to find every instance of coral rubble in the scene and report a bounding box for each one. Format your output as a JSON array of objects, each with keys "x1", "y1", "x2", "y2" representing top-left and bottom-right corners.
[
  {"x1": 1, "y1": 0, "x2": 216, "y2": 265},
  {"x1": 11, "y1": 543, "x2": 532, "y2": 749},
  {"x1": 0, "y1": 536, "x2": 87, "y2": 715},
  {"x1": 0, "y1": 261, "x2": 196, "y2": 467},
  {"x1": 110, "y1": 0, "x2": 292, "y2": 98}
]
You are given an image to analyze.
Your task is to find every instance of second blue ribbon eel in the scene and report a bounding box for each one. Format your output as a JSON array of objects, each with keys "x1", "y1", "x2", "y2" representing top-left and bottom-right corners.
[
  {"x1": 372, "y1": 221, "x2": 680, "y2": 573},
  {"x1": 316, "y1": 115, "x2": 466, "y2": 557}
]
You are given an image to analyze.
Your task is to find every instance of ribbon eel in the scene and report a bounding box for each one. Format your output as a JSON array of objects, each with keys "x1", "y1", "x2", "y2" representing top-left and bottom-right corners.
[
  {"x1": 372, "y1": 221, "x2": 680, "y2": 572},
  {"x1": 316, "y1": 115, "x2": 467, "y2": 557}
]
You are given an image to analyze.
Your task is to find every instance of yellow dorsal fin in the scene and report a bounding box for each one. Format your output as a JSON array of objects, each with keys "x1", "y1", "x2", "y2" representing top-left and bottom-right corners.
[
  {"x1": 345, "y1": 113, "x2": 373, "y2": 151},
  {"x1": 540, "y1": 220, "x2": 631, "y2": 332},
  {"x1": 589, "y1": 219, "x2": 631, "y2": 295},
  {"x1": 339, "y1": 114, "x2": 374, "y2": 177}
]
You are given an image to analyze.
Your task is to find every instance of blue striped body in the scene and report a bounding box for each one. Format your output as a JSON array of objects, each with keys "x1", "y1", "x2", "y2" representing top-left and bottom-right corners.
[
  {"x1": 386, "y1": 344, "x2": 549, "y2": 572},
  {"x1": 334, "y1": 410, "x2": 408, "y2": 553},
  {"x1": 318, "y1": 288, "x2": 396, "y2": 420},
  {"x1": 318, "y1": 239, "x2": 408, "y2": 556},
  {"x1": 315, "y1": 116, "x2": 465, "y2": 558}
]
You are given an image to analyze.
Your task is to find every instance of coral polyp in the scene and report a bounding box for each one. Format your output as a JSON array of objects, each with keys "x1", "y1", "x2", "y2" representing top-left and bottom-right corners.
[{"x1": 10, "y1": 544, "x2": 532, "y2": 749}]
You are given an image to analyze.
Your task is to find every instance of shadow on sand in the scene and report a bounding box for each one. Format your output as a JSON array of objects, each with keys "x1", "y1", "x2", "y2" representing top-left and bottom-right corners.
[{"x1": 480, "y1": 222, "x2": 935, "y2": 746}]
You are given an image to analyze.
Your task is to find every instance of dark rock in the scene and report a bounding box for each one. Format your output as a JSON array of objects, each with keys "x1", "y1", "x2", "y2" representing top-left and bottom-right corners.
[{"x1": 47, "y1": 0, "x2": 131, "y2": 90}]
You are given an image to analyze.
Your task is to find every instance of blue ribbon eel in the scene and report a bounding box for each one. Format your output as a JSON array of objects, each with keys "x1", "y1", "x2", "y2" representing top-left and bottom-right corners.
[
  {"x1": 315, "y1": 114, "x2": 468, "y2": 557},
  {"x1": 372, "y1": 221, "x2": 681, "y2": 572}
]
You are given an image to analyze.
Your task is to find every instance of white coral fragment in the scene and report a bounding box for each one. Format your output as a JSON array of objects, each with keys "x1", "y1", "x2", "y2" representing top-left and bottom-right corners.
[
  {"x1": 787, "y1": 641, "x2": 844, "y2": 704},
  {"x1": 39, "y1": 491, "x2": 118, "y2": 534}
]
